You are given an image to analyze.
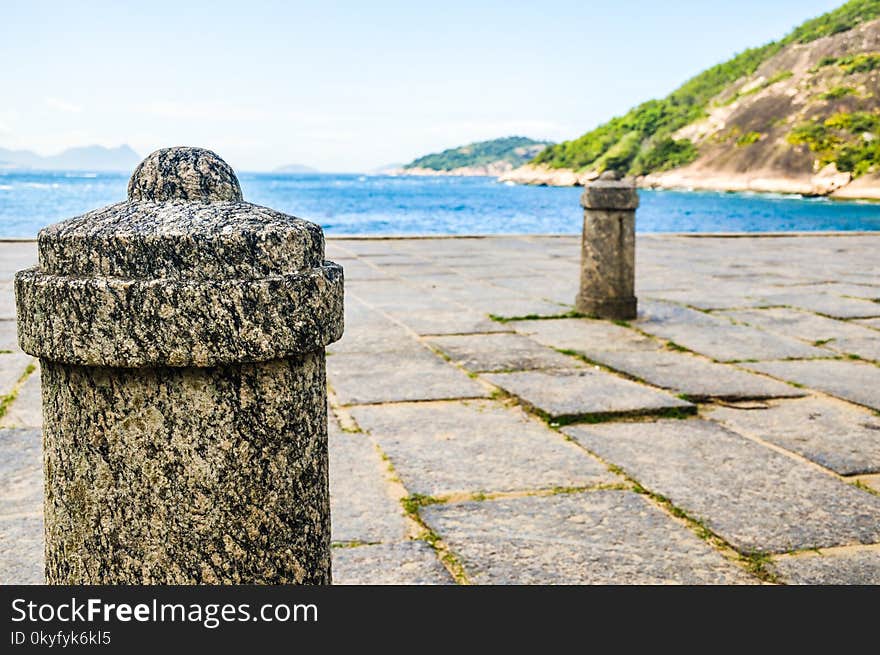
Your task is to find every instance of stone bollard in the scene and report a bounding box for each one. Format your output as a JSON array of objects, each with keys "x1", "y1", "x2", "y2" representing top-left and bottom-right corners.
[
  {"x1": 15, "y1": 147, "x2": 344, "y2": 584},
  {"x1": 575, "y1": 170, "x2": 638, "y2": 320}
]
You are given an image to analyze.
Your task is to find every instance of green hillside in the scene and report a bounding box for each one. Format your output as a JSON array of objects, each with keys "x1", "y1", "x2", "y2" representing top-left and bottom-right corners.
[
  {"x1": 533, "y1": 0, "x2": 880, "y2": 176},
  {"x1": 405, "y1": 136, "x2": 552, "y2": 171}
]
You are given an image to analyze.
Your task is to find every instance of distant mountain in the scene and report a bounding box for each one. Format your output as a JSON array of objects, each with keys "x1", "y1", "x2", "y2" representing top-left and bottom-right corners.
[
  {"x1": 0, "y1": 144, "x2": 140, "y2": 171},
  {"x1": 398, "y1": 136, "x2": 553, "y2": 177},
  {"x1": 274, "y1": 163, "x2": 319, "y2": 173}
]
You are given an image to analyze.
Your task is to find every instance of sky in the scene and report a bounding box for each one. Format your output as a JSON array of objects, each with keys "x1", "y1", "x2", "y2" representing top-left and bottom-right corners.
[{"x1": 1, "y1": 0, "x2": 848, "y2": 172}]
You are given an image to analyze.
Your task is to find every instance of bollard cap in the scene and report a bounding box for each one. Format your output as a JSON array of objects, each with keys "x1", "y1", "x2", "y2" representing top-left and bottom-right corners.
[
  {"x1": 581, "y1": 171, "x2": 639, "y2": 210},
  {"x1": 16, "y1": 146, "x2": 344, "y2": 367},
  {"x1": 127, "y1": 147, "x2": 243, "y2": 202},
  {"x1": 37, "y1": 147, "x2": 323, "y2": 280}
]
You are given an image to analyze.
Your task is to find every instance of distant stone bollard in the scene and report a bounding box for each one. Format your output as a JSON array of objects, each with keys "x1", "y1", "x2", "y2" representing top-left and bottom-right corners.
[
  {"x1": 15, "y1": 147, "x2": 344, "y2": 584},
  {"x1": 575, "y1": 170, "x2": 638, "y2": 320}
]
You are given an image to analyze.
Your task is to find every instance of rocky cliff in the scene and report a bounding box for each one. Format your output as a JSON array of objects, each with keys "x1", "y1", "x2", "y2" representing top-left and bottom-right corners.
[{"x1": 505, "y1": 0, "x2": 880, "y2": 199}]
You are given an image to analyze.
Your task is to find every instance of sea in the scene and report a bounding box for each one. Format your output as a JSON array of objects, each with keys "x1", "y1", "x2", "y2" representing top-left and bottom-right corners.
[{"x1": 2, "y1": 170, "x2": 880, "y2": 238}]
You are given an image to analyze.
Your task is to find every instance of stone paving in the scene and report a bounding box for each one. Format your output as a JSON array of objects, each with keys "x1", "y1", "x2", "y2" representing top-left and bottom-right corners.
[{"x1": 2, "y1": 233, "x2": 880, "y2": 584}]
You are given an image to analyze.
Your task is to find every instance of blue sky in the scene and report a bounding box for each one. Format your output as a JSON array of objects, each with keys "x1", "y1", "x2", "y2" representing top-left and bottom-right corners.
[{"x1": 1, "y1": 0, "x2": 846, "y2": 171}]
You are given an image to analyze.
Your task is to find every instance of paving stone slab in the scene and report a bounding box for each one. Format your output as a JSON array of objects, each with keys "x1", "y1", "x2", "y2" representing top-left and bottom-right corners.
[
  {"x1": 720, "y1": 307, "x2": 880, "y2": 361},
  {"x1": 333, "y1": 260, "x2": 392, "y2": 281},
  {"x1": 591, "y1": 350, "x2": 804, "y2": 401},
  {"x1": 783, "y1": 282, "x2": 880, "y2": 300},
  {"x1": 510, "y1": 318, "x2": 658, "y2": 354},
  {"x1": 331, "y1": 541, "x2": 452, "y2": 585},
  {"x1": 0, "y1": 284, "x2": 14, "y2": 321},
  {"x1": 490, "y1": 276, "x2": 579, "y2": 306},
  {"x1": 636, "y1": 321, "x2": 830, "y2": 362},
  {"x1": 327, "y1": 349, "x2": 489, "y2": 405},
  {"x1": 648, "y1": 290, "x2": 773, "y2": 311},
  {"x1": 0, "y1": 242, "x2": 37, "y2": 280},
  {"x1": 0, "y1": 428, "x2": 42, "y2": 517},
  {"x1": 854, "y1": 317, "x2": 880, "y2": 331},
  {"x1": 329, "y1": 423, "x2": 409, "y2": 544},
  {"x1": 386, "y1": 310, "x2": 507, "y2": 336},
  {"x1": 483, "y1": 369, "x2": 693, "y2": 422},
  {"x1": 760, "y1": 292, "x2": 880, "y2": 319},
  {"x1": 707, "y1": 396, "x2": 880, "y2": 476},
  {"x1": 745, "y1": 359, "x2": 880, "y2": 411},
  {"x1": 426, "y1": 333, "x2": 581, "y2": 372},
  {"x1": 0, "y1": 353, "x2": 33, "y2": 398},
  {"x1": 469, "y1": 297, "x2": 570, "y2": 319},
  {"x1": 422, "y1": 491, "x2": 753, "y2": 584},
  {"x1": 327, "y1": 321, "x2": 423, "y2": 355},
  {"x1": 0, "y1": 365, "x2": 41, "y2": 428},
  {"x1": 0, "y1": 515, "x2": 44, "y2": 585},
  {"x1": 771, "y1": 548, "x2": 880, "y2": 585},
  {"x1": 563, "y1": 419, "x2": 880, "y2": 553},
  {"x1": 637, "y1": 299, "x2": 721, "y2": 327},
  {"x1": 0, "y1": 320, "x2": 20, "y2": 352},
  {"x1": 349, "y1": 400, "x2": 614, "y2": 497}
]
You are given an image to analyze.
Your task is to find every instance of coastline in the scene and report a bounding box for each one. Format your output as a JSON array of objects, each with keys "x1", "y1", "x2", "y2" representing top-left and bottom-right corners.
[{"x1": 497, "y1": 164, "x2": 880, "y2": 202}]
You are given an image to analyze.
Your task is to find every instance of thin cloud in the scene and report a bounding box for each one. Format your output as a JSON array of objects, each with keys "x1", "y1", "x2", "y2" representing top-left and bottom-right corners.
[
  {"x1": 45, "y1": 97, "x2": 83, "y2": 113},
  {"x1": 141, "y1": 100, "x2": 269, "y2": 122}
]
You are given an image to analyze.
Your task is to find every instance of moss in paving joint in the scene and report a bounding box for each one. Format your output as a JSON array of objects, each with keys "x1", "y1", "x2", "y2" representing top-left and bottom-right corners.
[
  {"x1": 852, "y1": 479, "x2": 880, "y2": 497},
  {"x1": 331, "y1": 540, "x2": 380, "y2": 549},
  {"x1": 489, "y1": 310, "x2": 589, "y2": 324},
  {"x1": 739, "y1": 552, "x2": 779, "y2": 583},
  {"x1": 376, "y1": 447, "x2": 402, "y2": 482},
  {"x1": 399, "y1": 494, "x2": 469, "y2": 584},
  {"x1": 665, "y1": 341, "x2": 691, "y2": 353},
  {"x1": 455, "y1": 483, "x2": 631, "y2": 505},
  {"x1": 551, "y1": 424, "x2": 777, "y2": 583},
  {"x1": 421, "y1": 529, "x2": 469, "y2": 584},
  {"x1": 401, "y1": 493, "x2": 445, "y2": 515},
  {"x1": 489, "y1": 387, "x2": 512, "y2": 401},
  {"x1": 0, "y1": 362, "x2": 36, "y2": 421},
  {"x1": 813, "y1": 338, "x2": 835, "y2": 346},
  {"x1": 634, "y1": 485, "x2": 779, "y2": 583},
  {"x1": 426, "y1": 343, "x2": 453, "y2": 363},
  {"x1": 543, "y1": 405, "x2": 697, "y2": 428}
]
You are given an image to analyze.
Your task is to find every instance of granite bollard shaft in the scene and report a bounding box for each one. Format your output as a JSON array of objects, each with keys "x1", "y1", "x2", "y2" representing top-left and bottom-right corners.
[
  {"x1": 575, "y1": 171, "x2": 638, "y2": 320},
  {"x1": 15, "y1": 146, "x2": 344, "y2": 584}
]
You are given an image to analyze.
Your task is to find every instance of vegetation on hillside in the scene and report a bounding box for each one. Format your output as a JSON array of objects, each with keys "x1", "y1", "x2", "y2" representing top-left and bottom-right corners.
[
  {"x1": 405, "y1": 136, "x2": 552, "y2": 171},
  {"x1": 788, "y1": 110, "x2": 880, "y2": 176},
  {"x1": 533, "y1": 0, "x2": 880, "y2": 175}
]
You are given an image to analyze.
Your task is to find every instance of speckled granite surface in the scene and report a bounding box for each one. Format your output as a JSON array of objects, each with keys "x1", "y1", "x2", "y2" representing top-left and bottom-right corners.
[
  {"x1": 16, "y1": 263, "x2": 343, "y2": 367},
  {"x1": 15, "y1": 147, "x2": 342, "y2": 584},
  {"x1": 42, "y1": 356, "x2": 330, "y2": 584},
  {"x1": 36, "y1": 201, "x2": 325, "y2": 280},
  {"x1": 127, "y1": 146, "x2": 242, "y2": 202}
]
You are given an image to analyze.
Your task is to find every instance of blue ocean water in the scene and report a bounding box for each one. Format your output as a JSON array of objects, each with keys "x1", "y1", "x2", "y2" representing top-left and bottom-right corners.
[{"x1": 2, "y1": 170, "x2": 880, "y2": 237}]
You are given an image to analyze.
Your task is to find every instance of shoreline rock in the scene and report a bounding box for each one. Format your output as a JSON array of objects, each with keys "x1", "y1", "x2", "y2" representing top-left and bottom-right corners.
[
  {"x1": 499, "y1": 164, "x2": 880, "y2": 201},
  {"x1": 388, "y1": 161, "x2": 518, "y2": 177}
]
